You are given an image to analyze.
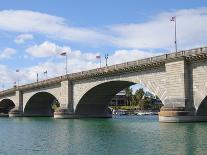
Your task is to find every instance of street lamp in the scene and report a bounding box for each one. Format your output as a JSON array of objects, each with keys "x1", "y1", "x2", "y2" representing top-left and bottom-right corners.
[
  {"x1": 60, "y1": 52, "x2": 68, "y2": 74},
  {"x1": 105, "y1": 53, "x2": 109, "y2": 67}
]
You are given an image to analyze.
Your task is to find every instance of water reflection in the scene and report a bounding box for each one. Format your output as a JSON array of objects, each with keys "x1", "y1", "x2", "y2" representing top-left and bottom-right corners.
[
  {"x1": 159, "y1": 122, "x2": 207, "y2": 155},
  {"x1": 0, "y1": 116, "x2": 207, "y2": 155}
]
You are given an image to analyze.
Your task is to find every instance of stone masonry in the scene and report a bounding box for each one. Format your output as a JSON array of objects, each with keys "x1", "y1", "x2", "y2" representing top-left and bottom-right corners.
[{"x1": 0, "y1": 47, "x2": 207, "y2": 122}]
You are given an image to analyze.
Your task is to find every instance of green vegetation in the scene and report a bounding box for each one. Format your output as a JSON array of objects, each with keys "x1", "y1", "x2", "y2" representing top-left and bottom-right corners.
[
  {"x1": 51, "y1": 99, "x2": 60, "y2": 111},
  {"x1": 113, "y1": 87, "x2": 163, "y2": 110},
  {"x1": 124, "y1": 87, "x2": 133, "y2": 106}
]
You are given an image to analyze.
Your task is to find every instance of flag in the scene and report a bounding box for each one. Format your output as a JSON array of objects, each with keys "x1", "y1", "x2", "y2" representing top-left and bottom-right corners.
[
  {"x1": 170, "y1": 16, "x2": 176, "y2": 21},
  {"x1": 96, "y1": 55, "x2": 101, "y2": 59},
  {"x1": 16, "y1": 69, "x2": 19, "y2": 72},
  {"x1": 60, "y1": 52, "x2": 67, "y2": 56}
]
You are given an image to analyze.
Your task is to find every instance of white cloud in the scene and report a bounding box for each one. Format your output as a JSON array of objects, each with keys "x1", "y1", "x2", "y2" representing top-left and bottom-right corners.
[
  {"x1": 0, "y1": 48, "x2": 16, "y2": 59},
  {"x1": 108, "y1": 49, "x2": 157, "y2": 65},
  {"x1": 26, "y1": 41, "x2": 101, "y2": 62},
  {"x1": 0, "y1": 10, "x2": 106, "y2": 44},
  {"x1": 26, "y1": 41, "x2": 70, "y2": 57},
  {"x1": 109, "y1": 7, "x2": 207, "y2": 50},
  {"x1": 0, "y1": 8, "x2": 207, "y2": 50},
  {"x1": 0, "y1": 64, "x2": 16, "y2": 89},
  {"x1": 14, "y1": 34, "x2": 33, "y2": 44}
]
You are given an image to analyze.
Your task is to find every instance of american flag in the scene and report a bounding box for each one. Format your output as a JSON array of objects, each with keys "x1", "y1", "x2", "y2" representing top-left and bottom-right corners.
[
  {"x1": 170, "y1": 16, "x2": 176, "y2": 21},
  {"x1": 96, "y1": 55, "x2": 101, "y2": 59},
  {"x1": 60, "y1": 52, "x2": 67, "y2": 56}
]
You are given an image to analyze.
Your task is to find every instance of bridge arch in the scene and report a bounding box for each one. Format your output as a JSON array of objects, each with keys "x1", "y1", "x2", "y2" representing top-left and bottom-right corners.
[
  {"x1": 74, "y1": 79, "x2": 165, "y2": 117},
  {"x1": 24, "y1": 92, "x2": 60, "y2": 117},
  {"x1": 191, "y1": 81, "x2": 207, "y2": 113},
  {"x1": 0, "y1": 99, "x2": 15, "y2": 114},
  {"x1": 196, "y1": 96, "x2": 207, "y2": 116}
]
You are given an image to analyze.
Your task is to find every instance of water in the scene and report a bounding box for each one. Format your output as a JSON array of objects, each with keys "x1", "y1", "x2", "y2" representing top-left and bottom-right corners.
[{"x1": 0, "y1": 116, "x2": 207, "y2": 155}]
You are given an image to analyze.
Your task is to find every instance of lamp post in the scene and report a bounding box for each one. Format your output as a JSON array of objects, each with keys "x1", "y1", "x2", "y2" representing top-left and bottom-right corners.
[
  {"x1": 105, "y1": 53, "x2": 108, "y2": 67},
  {"x1": 60, "y1": 52, "x2": 68, "y2": 74}
]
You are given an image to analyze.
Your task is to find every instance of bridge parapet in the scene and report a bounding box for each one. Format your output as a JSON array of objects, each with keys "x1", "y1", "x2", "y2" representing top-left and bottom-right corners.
[
  {"x1": 0, "y1": 88, "x2": 16, "y2": 97},
  {"x1": 0, "y1": 46, "x2": 207, "y2": 97}
]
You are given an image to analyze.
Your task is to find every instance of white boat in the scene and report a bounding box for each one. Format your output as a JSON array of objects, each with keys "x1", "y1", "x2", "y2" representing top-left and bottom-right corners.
[{"x1": 112, "y1": 110, "x2": 127, "y2": 115}]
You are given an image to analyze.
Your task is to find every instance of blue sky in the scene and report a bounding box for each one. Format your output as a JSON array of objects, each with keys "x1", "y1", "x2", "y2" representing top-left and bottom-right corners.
[{"x1": 0, "y1": 0, "x2": 207, "y2": 89}]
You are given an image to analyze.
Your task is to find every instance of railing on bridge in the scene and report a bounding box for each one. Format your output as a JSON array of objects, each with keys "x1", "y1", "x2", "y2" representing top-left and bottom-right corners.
[{"x1": 0, "y1": 46, "x2": 207, "y2": 95}]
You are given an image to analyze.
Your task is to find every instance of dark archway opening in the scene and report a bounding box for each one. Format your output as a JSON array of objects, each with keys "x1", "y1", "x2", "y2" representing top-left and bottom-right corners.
[
  {"x1": 75, "y1": 81, "x2": 163, "y2": 118},
  {"x1": 0, "y1": 99, "x2": 15, "y2": 114},
  {"x1": 24, "y1": 92, "x2": 60, "y2": 117},
  {"x1": 75, "y1": 81, "x2": 135, "y2": 117},
  {"x1": 197, "y1": 96, "x2": 207, "y2": 116}
]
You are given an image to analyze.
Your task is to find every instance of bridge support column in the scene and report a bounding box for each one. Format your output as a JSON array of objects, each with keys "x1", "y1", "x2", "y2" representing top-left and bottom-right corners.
[
  {"x1": 159, "y1": 107, "x2": 195, "y2": 122},
  {"x1": 54, "y1": 80, "x2": 76, "y2": 118},
  {"x1": 159, "y1": 58, "x2": 195, "y2": 122},
  {"x1": 9, "y1": 90, "x2": 23, "y2": 117}
]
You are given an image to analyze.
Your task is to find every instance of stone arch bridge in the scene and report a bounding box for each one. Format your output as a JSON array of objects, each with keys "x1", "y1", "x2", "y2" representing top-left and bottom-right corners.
[{"x1": 1, "y1": 47, "x2": 207, "y2": 122}]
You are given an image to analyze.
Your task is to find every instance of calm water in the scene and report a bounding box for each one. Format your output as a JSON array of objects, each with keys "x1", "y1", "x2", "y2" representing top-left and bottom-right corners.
[{"x1": 0, "y1": 116, "x2": 207, "y2": 155}]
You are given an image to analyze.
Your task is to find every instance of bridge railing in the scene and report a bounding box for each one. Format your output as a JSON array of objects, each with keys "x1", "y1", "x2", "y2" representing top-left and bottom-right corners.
[
  {"x1": 150, "y1": 54, "x2": 167, "y2": 61},
  {"x1": 64, "y1": 46, "x2": 207, "y2": 79},
  {"x1": 1, "y1": 46, "x2": 207, "y2": 95},
  {"x1": 0, "y1": 87, "x2": 16, "y2": 96}
]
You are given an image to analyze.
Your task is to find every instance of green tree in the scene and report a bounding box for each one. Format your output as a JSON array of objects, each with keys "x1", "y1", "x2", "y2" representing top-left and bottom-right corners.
[
  {"x1": 139, "y1": 96, "x2": 151, "y2": 110},
  {"x1": 131, "y1": 88, "x2": 145, "y2": 107},
  {"x1": 124, "y1": 87, "x2": 133, "y2": 106},
  {"x1": 51, "y1": 99, "x2": 60, "y2": 111}
]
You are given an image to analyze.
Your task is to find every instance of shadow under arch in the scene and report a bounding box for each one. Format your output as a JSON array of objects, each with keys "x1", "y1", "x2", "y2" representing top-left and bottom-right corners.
[
  {"x1": 0, "y1": 99, "x2": 15, "y2": 114},
  {"x1": 196, "y1": 96, "x2": 207, "y2": 116},
  {"x1": 24, "y1": 92, "x2": 59, "y2": 117},
  {"x1": 75, "y1": 81, "x2": 136, "y2": 117}
]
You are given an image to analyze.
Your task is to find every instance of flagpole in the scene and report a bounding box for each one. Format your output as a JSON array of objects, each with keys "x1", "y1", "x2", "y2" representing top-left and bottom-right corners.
[
  {"x1": 174, "y1": 17, "x2": 177, "y2": 53},
  {"x1": 16, "y1": 69, "x2": 19, "y2": 86},
  {"x1": 96, "y1": 56, "x2": 101, "y2": 68},
  {"x1": 60, "y1": 52, "x2": 68, "y2": 75},
  {"x1": 170, "y1": 16, "x2": 178, "y2": 53},
  {"x1": 37, "y1": 73, "x2": 39, "y2": 83},
  {"x1": 66, "y1": 53, "x2": 68, "y2": 74}
]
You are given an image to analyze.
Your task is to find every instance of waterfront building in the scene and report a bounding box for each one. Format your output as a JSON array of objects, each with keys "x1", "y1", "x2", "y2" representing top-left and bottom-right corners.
[{"x1": 110, "y1": 91, "x2": 127, "y2": 106}]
